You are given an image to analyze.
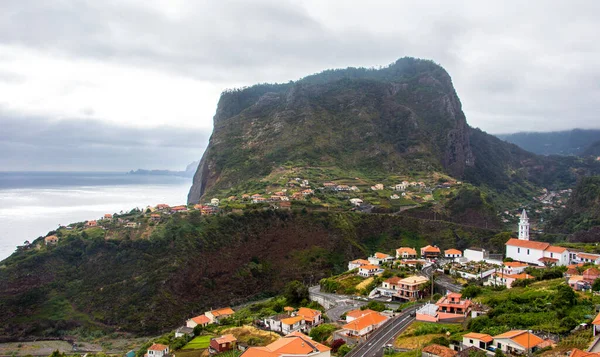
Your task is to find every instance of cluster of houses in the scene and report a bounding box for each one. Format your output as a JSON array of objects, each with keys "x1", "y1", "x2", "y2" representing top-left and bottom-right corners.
[
  {"x1": 263, "y1": 307, "x2": 323, "y2": 335},
  {"x1": 416, "y1": 292, "x2": 474, "y2": 323}
]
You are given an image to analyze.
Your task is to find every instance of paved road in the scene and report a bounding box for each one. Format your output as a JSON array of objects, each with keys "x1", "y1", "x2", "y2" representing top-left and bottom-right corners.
[
  {"x1": 309, "y1": 286, "x2": 366, "y2": 321},
  {"x1": 422, "y1": 265, "x2": 463, "y2": 293},
  {"x1": 346, "y1": 304, "x2": 420, "y2": 357}
]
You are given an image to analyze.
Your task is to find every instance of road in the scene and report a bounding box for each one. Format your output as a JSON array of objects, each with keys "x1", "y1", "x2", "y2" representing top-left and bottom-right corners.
[
  {"x1": 309, "y1": 286, "x2": 366, "y2": 321},
  {"x1": 422, "y1": 264, "x2": 463, "y2": 293},
  {"x1": 346, "y1": 304, "x2": 420, "y2": 357}
]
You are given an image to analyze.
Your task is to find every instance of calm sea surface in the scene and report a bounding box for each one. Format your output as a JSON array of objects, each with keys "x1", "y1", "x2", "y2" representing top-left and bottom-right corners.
[{"x1": 0, "y1": 172, "x2": 191, "y2": 261}]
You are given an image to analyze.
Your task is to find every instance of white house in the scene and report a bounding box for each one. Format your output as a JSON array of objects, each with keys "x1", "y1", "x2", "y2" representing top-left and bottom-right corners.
[
  {"x1": 348, "y1": 259, "x2": 370, "y2": 271},
  {"x1": 464, "y1": 248, "x2": 487, "y2": 262},
  {"x1": 576, "y1": 252, "x2": 600, "y2": 265},
  {"x1": 368, "y1": 252, "x2": 393, "y2": 265},
  {"x1": 395, "y1": 182, "x2": 408, "y2": 191},
  {"x1": 505, "y1": 239, "x2": 548, "y2": 266},
  {"x1": 210, "y1": 198, "x2": 220, "y2": 206},
  {"x1": 342, "y1": 311, "x2": 388, "y2": 338},
  {"x1": 358, "y1": 264, "x2": 384, "y2": 277},
  {"x1": 396, "y1": 247, "x2": 417, "y2": 259},
  {"x1": 462, "y1": 332, "x2": 493, "y2": 350},
  {"x1": 492, "y1": 330, "x2": 545, "y2": 355},
  {"x1": 485, "y1": 272, "x2": 535, "y2": 288},
  {"x1": 281, "y1": 316, "x2": 305, "y2": 335},
  {"x1": 186, "y1": 315, "x2": 210, "y2": 328},
  {"x1": 146, "y1": 344, "x2": 169, "y2": 357},
  {"x1": 444, "y1": 249, "x2": 462, "y2": 259},
  {"x1": 349, "y1": 198, "x2": 363, "y2": 206}
]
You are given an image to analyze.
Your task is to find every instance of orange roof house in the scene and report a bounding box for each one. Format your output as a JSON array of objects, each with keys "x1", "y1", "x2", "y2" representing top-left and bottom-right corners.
[
  {"x1": 345, "y1": 309, "x2": 378, "y2": 321},
  {"x1": 205, "y1": 307, "x2": 235, "y2": 323},
  {"x1": 342, "y1": 311, "x2": 388, "y2": 337},
  {"x1": 583, "y1": 267, "x2": 600, "y2": 282},
  {"x1": 570, "y1": 349, "x2": 600, "y2": 357},
  {"x1": 444, "y1": 249, "x2": 462, "y2": 257},
  {"x1": 396, "y1": 247, "x2": 417, "y2": 258},
  {"x1": 422, "y1": 344, "x2": 458, "y2": 357},
  {"x1": 493, "y1": 330, "x2": 544, "y2": 352},
  {"x1": 240, "y1": 332, "x2": 330, "y2": 357},
  {"x1": 186, "y1": 314, "x2": 211, "y2": 328},
  {"x1": 210, "y1": 334, "x2": 237, "y2": 353},
  {"x1": 296, "y1": 307, "x2": 322, "y2": 326},
  {"x1": 593, "y1": 311, "x2": 600, "y2": 336},
  {"x1": 463, "y1": 332, "x2": 493, "y2": 343},
  {"x1": 146, "y1": 343, "x2": 169, "y2": 357},
  {"x1": 421, "y1": 245, "x2": 441, "y2": 258},
  {"x1": 44, "y1": 235, "x2": 59, "y2": 245},
  {"x1": 503, "y1": 262, "x2": 528, "y2": 268},
  {"x1": 104, "y1": 213, "x2": 112, "y2": 219}
]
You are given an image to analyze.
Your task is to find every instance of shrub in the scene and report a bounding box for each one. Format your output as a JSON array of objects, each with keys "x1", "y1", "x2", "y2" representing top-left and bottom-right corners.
[
  {"x1": 309, "y1": 324, "x2": 337, "y2": 343},
  {"x1": 331, "y1": 339, "x2": 346, "y2": 353}
]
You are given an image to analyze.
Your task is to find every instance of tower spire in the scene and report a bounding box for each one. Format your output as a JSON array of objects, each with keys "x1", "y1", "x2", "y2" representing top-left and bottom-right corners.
[{"x1": 519, "y1": 209, "x2": 530, "y2": 240}]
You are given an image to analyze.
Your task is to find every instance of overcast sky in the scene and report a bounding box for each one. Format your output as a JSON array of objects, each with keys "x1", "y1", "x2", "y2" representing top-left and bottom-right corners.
[{"x1": 1, "y1": 0, "x2": 599, "y2": 171}]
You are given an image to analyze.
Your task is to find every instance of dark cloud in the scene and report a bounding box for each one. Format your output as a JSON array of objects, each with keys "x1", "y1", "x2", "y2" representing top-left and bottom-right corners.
[{"x1": 0, "y1": 112, "x2": 209, "y2": 171}]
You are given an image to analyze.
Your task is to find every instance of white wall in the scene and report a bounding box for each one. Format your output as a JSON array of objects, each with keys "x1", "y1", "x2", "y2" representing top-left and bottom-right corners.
[
  {"x1": 505, "y1": 245, "x2": 544, "y2": 266},
  {"x1": 464, "y1": 249, "x2": 484, "y2": 262}
]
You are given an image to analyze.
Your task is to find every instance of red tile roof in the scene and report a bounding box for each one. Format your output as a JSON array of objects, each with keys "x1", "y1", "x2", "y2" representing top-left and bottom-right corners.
[
  {"x1": 191, "y1": 315, "x2": 210, "y2": 325},
  {"x1": 148, "y1": 344, "x2": 168, "y2": 351},
  {"x1": 505, "y1": 238, "x2": 550, "y2": 250},
  {"x1": 504, "y1": 262, "x2": 528, "y2": 267},
  {"x1": 342, "y1": 311, "x2": 388, "y2": 332},
  {"x1": 545, "y1": 246, "x2": 567, "y2": 253},
  {"x1": 463, "y1": 332, "x2": 493, "y2": 343},
  {"x1": 444, "y1": 249, "x2": 462, "y2": 255},
  {"x1": 494, "y1": 330, "x2": 544, "y2": 349}
]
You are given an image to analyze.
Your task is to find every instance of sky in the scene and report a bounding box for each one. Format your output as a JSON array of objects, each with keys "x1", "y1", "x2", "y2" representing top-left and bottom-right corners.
[{"x1": 1, "y1": 0, "x2": 599, "y2": 171}]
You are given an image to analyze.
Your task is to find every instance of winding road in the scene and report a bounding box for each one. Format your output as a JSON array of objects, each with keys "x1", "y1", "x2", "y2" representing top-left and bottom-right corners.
[{"x1": 422, "y1": 264, "x2": 463, "y2": 293}]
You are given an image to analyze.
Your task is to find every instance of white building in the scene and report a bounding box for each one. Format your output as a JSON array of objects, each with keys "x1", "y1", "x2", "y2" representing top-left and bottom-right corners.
[
  {"x1": 210, "y1": 198, "x2": 220, "y2": 206},
  {"x1": 505, "y1": 210, "x2": 571, "y2": 266},
  {"x1": 368, "y1": 252, "x2": 393, "y2": 265},
  {"x1": 146, "y1": 344, "x2": 169, "y2": 357},
  {"x1": 464, "y1": 248, "x2": 486, "y2": 262},
  {"x1": 358, "y1": 265, "x2": 384, "y2": 277},
  {"x1": 348, "y1": 259, "x2": 370, "y2": 271},
  {"x1": 349, "y1": 198, "x2": 363, "y2": 206},
  {"x1": 518, "y1": 209, "x2": 530, "y2": 240},
  {"x1": 492, "y1": 330, "x2": 545, "y2": 355}
]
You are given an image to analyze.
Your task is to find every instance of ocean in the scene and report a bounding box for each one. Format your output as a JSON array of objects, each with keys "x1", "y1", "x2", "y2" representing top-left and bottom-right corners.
[{"x1": 0, "y1": 172, "x2": 192, "y2": 261}]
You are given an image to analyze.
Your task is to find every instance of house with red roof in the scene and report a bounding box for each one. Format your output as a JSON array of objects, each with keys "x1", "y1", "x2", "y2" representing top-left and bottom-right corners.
[
  {"x1": 348, "y1": 259, "x2": 370, "y2": 271},
  {"x1": 205, "y1": 307, "x2": 235, "y2": 324},
  {"x1": 583, "y1": 267, "x2": 600, "y2": 283},
  {"x1": 593, "y1": 311, "x2": 600, "y2": 336},
  {"x1": 368, "y1": 252, "x2": 394, "y2": 265},
  {"x1": 210, "y1": 334, "x2": 237, "y2": 353},
  {"x1": 570, "y1": 348, "x2": 600, "y2": 357},
  {"x1": 444, "y1": 249, "x2": 462, "y2": 259},
  {"x1": 505, "y1": 238, "x2": 572, "y2": 266},
  {"x1": 462, "y1": 332, "x2": 493, "y2": 350},
  {"x1": 357, "y1": 264, "x2": 384, "y2": 277},
  {"x1": 485, "y1": 272, "x2": 535, "y2": 289},
  {"x1": 492, "y1": 330, "x2": 544, "y2": 355},
  {"x1": 396, "y1": 247, "x2": 417, "y2": 259},
  {"x1": 44, "y1": 235, "x2": 59, "y2": 245},
  {"x1": 186, "y1": 314, "x2": 210, "y2": 328},
  {"x1": 296, "y1": 307, "x2": 322, "y2": 329},
  {"x1": 240, "y1": 332, "x2": 330, "y2": 357},
  {"x1": 145, "y1": 344, "x2": 169, "y2": 357},
  {"x1": 577, "y1": 252, "x2": 600, "y2": 265},
  {"x1": 420, "y1": 245, "x2": 441, "y2": 259},
  {"x1": 340, "y1": 311, "x2": 389, "y2": 343}
]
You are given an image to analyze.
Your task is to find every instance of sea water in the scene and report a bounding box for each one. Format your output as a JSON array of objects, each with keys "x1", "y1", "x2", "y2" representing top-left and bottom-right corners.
[{"x1": 0, "y1": 172, "x2": 191, "y2": 261}]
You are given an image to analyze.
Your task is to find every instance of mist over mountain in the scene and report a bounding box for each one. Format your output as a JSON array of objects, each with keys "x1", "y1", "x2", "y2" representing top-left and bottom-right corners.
[{"x1": 496, "y1": 129, "x2": 600, "y2": 156}]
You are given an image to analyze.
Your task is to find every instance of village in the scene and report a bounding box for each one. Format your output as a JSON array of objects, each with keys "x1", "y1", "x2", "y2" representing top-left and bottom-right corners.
[{"x1": 35, "y1": 208, "x2": 600, "y2": 357}]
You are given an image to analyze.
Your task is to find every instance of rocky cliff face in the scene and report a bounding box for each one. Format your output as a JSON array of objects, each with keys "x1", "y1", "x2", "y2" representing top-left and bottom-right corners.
[{"x1": 188, "y1": 57, "x2": 590, "y2": 204}]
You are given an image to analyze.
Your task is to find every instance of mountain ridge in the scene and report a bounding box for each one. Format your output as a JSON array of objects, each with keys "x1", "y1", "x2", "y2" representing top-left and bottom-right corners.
[{"x1": 188, "y1": 57, "x2": 597, "y2": 206}]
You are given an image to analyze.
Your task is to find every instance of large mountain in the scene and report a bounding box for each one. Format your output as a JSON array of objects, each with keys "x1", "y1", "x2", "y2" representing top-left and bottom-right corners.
[
  {"x1": 496, "y1": 129, "x2": 600, "y2": 156},
  {"x1": 188, "y1": 58, "x2": 594, "y2": 204}
]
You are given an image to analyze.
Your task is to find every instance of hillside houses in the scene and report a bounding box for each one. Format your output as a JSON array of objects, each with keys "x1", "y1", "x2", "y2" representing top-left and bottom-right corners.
[
  {"x1": 264, "y1": 307, "x2": 322, "y2": 335},
  {"x1": 376, "y1": 275, "x2": 429, "y2": 301},
  {"x1": 335, "y1": 310, "x2": 389, "y2": 345}
]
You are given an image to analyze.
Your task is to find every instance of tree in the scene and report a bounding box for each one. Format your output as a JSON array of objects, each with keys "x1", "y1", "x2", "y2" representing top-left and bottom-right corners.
[
  {"x1": 331, "y1": 339, "x2": 346, "y2": 353},
  {"x1": 554, "y1": 284, "x2": 576, "y2": 306},
  {"x1": 309, "y1": 324, "x2": 337, "y2": 342},
  {"x1": 284, "y1": 280, "x2": 309, "y2": 305},
  {"x1": 338, "y1": 344, "x2": 352, "y2": 356},
  {"x1": 462, "y1": 285, "x2": 482, "y2": 299},
  {"x1": 593, "y1": 278, "x2": 600, "y2": 292},
  {"x1": 494, "y1": 348, "x2": 506, "y2": 357},
  {"x1": 361, "y1": 301, "x2": 386, "y2": 312}
]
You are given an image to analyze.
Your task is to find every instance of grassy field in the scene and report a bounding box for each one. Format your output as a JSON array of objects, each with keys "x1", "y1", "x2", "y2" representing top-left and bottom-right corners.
[
  {"x1": 393, "y1": 321, "x2": 463, "y2": 349},
  {"x1": 182, "y1": 335, "x2": 214, "y2": 350},
  {"x1": 221, "y1": 326, "x2": 280, "y2": 345}
]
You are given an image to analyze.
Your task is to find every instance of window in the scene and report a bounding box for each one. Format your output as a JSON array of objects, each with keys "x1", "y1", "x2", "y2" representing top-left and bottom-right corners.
[
  {"x1": 527, "y1": 249, "x2": 530, "y2": 255},
  {"x1": 518, "y1": 248, "x2": 520, "y2": 253},
  {"x1": 550, "y1": 253, "x2": 553, "y2": 257},
  {"x1": 470, "y1": 339, "x2": 474, "y2": 344},
  {"x1": 497, "y1": 343, "x2": 502, "y2": 349}
]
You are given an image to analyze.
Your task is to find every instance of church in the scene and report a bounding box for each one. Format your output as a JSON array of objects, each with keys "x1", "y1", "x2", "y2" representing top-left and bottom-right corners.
[{"x1": 505, "y1": 210, "x2": 571, "y2": 266}]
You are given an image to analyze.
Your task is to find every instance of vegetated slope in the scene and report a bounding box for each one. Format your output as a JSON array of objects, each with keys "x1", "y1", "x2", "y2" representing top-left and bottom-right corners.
[
  {"x1": 0, "y1": 210, "x2": 496, "y2": 340},
  {"x1": 547, "y1": 175, "x2": 600, "y2": 235},
  {"x1": 583, "y1": 140, "x2": 600, "y2": 157},
  {"x1": 188, "y1": 57, "x2": 597, "y2": 206},
  {"x1": 496, "y1": 129, "x2": 600, "y2": 156}
]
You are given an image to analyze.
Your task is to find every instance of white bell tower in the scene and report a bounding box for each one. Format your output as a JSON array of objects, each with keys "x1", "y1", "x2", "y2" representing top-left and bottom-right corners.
[{"x1": 518, "y1": 209, "x2": 530, "y2": 240}]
